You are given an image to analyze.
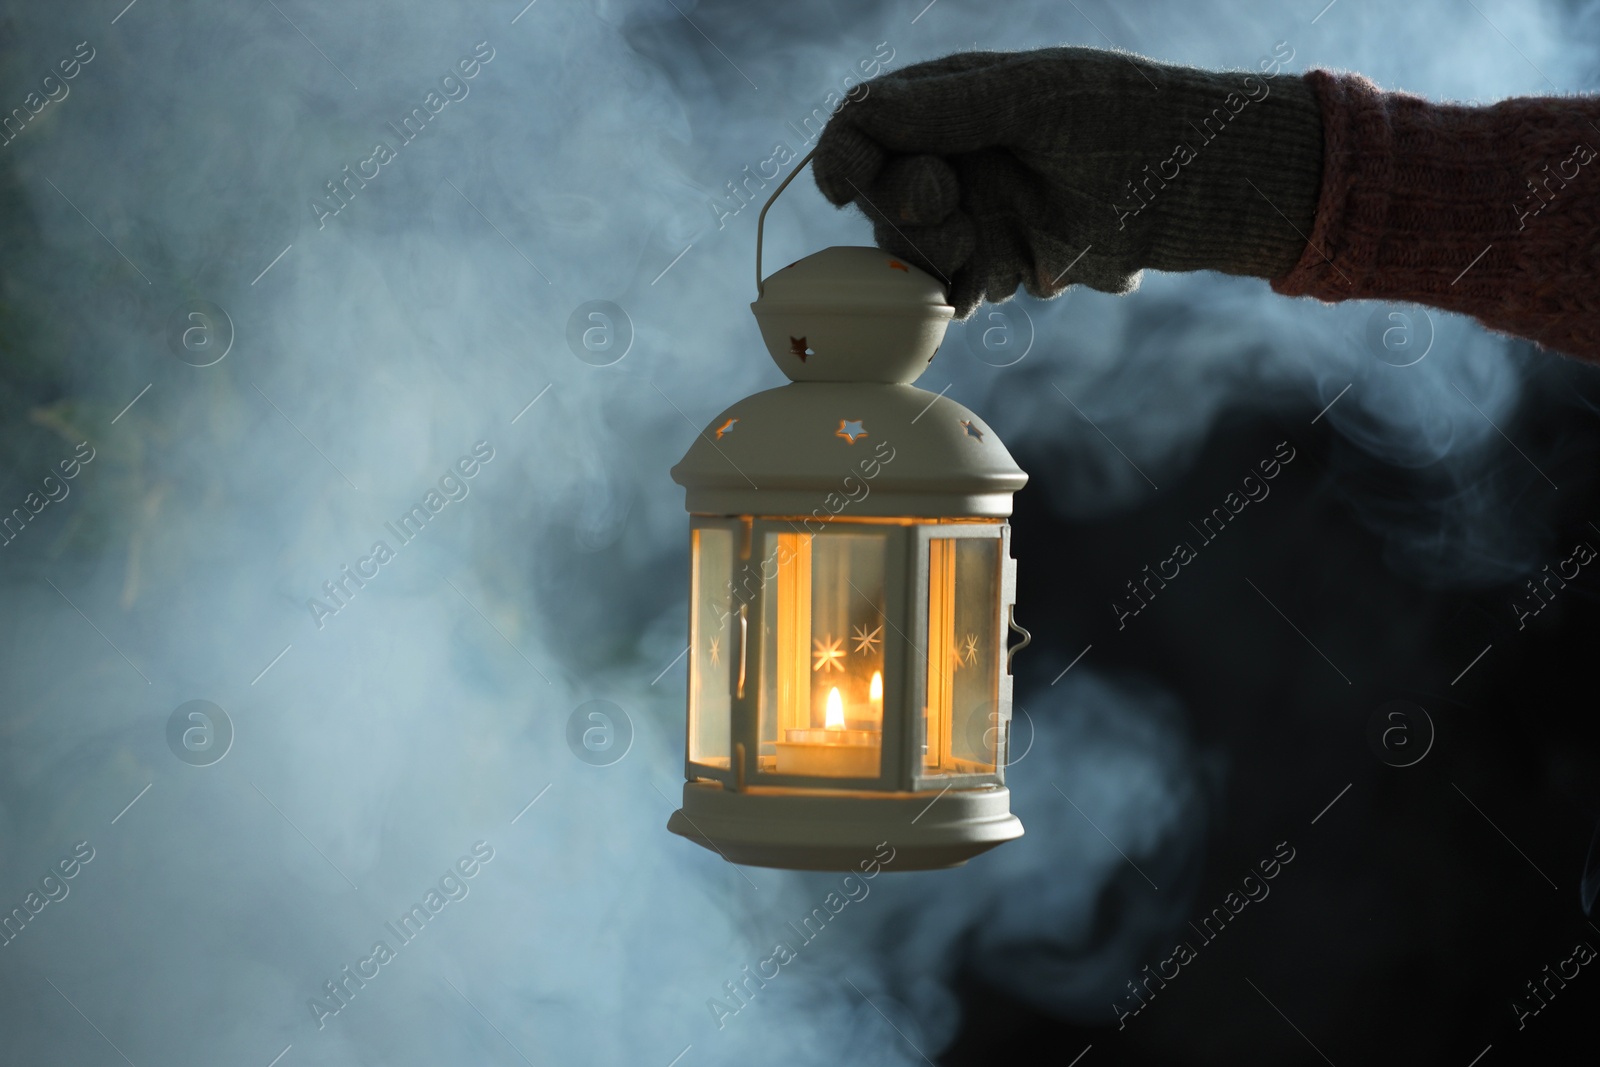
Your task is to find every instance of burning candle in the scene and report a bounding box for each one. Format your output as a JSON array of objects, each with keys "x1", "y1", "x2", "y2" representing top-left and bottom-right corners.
[{"x1": 774, "y1": 682, "x2": 881, "y2": 778}]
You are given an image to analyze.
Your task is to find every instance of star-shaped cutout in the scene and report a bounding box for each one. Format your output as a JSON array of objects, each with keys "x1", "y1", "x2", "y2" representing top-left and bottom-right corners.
[
  {"x1": 887, "y1": 260, "x2": 910, "y2": 272},
  {"x1": 790, "y1": 336, "x2": 814, "y2": 361},
  {"x1": 836, "y1": 419, "x2": 867, "y2": 444},
  {"x1": 852, "y1": 622, "x2": 883, "y2": 656},
  {"x1": 708, "y1": 635, "x2": 721, "y2": 666},
  {"x1": 959, "y1": 419, "x2": 984, "y2": 441},
  {"x1": 714, "y1": 417, "x2": 738, "y2": 440},
  {"x1": 960, "y1": 633, "x2": 980, "y2": 666},
  {"x1": 812, "y1": 634, "x2": 846, "y2": 673}
]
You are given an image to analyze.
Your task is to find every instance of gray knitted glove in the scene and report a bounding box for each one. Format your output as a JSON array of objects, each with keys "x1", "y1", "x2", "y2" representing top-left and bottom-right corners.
[{"x1": 812, "y1": 47, "x2": 1324, "y2": 318}]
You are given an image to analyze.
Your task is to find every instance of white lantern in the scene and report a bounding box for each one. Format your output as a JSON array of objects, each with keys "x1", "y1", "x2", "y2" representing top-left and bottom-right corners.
[{"x1": 667, "y1": 160, "x2": 1031, "y2": 871}]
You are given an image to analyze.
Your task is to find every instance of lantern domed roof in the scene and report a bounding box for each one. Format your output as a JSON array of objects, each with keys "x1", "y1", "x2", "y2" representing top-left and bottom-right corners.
[{"x1": 671, "y1": 381, "x2": 1027, "y2": 519}]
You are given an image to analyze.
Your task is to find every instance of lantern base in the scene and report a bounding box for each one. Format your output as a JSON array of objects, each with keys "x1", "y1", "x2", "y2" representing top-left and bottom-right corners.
[{"x1": 667, "y1": 780, "x2": 1023, "y2": 872}]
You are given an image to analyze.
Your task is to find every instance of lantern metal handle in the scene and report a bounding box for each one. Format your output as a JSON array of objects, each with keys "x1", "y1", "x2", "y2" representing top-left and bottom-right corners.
[
  {"x1": 736, "y1": 602, "x2": 749, "y2": 699},
  {"x1": 754, "y1": 147, "x2": 818, "y2": 298},
  {"x1": 1005, "y1": 604, "x2": 1031, "y2": 674}
]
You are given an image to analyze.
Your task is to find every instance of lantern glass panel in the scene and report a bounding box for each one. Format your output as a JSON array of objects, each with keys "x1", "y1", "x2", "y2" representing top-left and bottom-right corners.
[
  {"x1": 688, "y1": 525, "x2": 734, "y2": 769},
  {"x1": 924, "y1": 536, "x2": 1002, "y2": 775},
  {"x1": 758, "y1": 529, "x2": 887, "y2": 779}
]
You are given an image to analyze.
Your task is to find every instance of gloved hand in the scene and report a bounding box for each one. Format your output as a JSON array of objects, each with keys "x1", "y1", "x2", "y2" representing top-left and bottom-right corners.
[{"x1": 812, "y1": 47, "x2": 1325, "y2": 318}]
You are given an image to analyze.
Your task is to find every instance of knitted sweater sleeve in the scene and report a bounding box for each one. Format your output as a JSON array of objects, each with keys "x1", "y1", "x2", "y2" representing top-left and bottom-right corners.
[{"x1": 1271, "y1": 70, "x2": 1600, "y2": 362}]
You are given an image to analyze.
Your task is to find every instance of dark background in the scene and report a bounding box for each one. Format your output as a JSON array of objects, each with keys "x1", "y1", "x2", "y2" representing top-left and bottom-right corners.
[{"x1": 950, "y1": 349, "x2": 1600, "y2": 1063}]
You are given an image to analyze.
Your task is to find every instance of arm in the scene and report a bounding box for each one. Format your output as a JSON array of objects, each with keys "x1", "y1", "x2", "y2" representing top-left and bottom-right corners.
[
  {"x1": 1274, "y1": 71, "x2": 1600, "y2": 362},
  {"x1": 814, "y1": 49, "x2": 1600, "y2": 363}
]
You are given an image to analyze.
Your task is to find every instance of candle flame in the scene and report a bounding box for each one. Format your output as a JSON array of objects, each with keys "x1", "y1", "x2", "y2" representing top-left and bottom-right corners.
[
  {"x1": 869, "y1": 670, "x2": 883, "y2": 703},
  {"x1": 825, "y1": 686, "x2": 845, "y2": 730}
]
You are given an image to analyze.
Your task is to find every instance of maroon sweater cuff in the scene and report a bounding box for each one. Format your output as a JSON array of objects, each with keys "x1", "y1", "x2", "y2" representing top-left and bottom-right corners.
[{"x1": 1271, "y1": 69, "x2": 1600, "y2": 362}]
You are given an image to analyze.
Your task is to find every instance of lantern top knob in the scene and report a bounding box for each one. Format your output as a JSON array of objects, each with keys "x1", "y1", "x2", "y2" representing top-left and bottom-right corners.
[{"x1": 753, "y1": 246, "x2": 955, "y2": 384}]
